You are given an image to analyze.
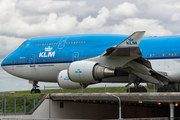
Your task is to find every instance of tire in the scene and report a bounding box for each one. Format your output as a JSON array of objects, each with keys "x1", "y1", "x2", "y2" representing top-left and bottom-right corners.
[
  {"x1": 157, "y1": 87, "x2": 165, "y2": 92},
  {"x1": 37, "y1": 89, "x2": 41, "y2": 93},
  {"x1": 31, "y1": 89, "x2": 37, "y2": 94}
]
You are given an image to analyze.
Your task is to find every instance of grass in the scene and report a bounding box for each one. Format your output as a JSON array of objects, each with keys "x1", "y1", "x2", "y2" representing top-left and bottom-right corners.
[{"x1": 0, "y1": 86, "x2": 156, "y2": 113}]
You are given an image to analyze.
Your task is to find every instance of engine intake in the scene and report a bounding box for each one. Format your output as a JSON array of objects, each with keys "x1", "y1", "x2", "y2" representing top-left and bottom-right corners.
[{"x1": 57, "y1": 70, "x2": 82, "y2": 89}]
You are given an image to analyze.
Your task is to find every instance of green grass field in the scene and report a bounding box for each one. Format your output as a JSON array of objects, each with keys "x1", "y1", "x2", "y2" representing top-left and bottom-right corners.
[{"x1": 0, "y1": 86, "x2": 156, "y2": 113}]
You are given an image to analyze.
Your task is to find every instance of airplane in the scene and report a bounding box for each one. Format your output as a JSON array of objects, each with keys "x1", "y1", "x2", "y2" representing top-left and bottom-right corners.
[{"x1": 1, "y1": 31, "x2": 180, "y2": 93}]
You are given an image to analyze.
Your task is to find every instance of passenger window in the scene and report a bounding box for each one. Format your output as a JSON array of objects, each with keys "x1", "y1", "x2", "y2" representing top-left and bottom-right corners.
[
  {"x1": 45, "y1": 59, "x2": 47, "y2": 61},
  {"x1": 49, "y1": 43, "x2": 51, "y2": 45},
  {"x1": 84, "y1": 41, "x2": 86, "y2": 43},
  {"x1": 65, "y1": 58, "x2": 66, "y2": 60},
  {"x1": 159, "y1": 54, "x2": 161, "y2": 57},
  {"x1": 35, "y1": 44, "x2": 37, "y2": 46},
  {"x1": 40, "y1": 44, "x2": 41, "y2": 46},
  {"x1": 45, "y1": 43, "x2": 46, "y2": 45},
  {"x1": 60, "y1": 58, "x2": 61, "y2": 61},
  {"x1": 175, "y1": 53, "x2": 176, "y2": 56},
  {"x1": 163, "y1": 53, "x2": 164, "y2": 56},
  {"x1": 42, "y1": 44, "x2": 44, "y2": 46},
  {"x1": 169, "y1": 53, "x2": 170, "y2": 56},
  {"x1": 166, "y1": 53, "x2": 167, "y2": 56},
  {"x1": 153, "y1": 54, "x2": 155, "y2": 57},
  {"x1": 62, "y1": 58, "x2": 64, "y2": 60},
  {"x1": 47, "y1": 43, "x2": 48, "y2": 45},
  {"x1": 156, "y1": 54, "x2": 158, "y2": 57},
  {"x1": 67, "y1": 58, "x2": 69, "y2": 60},
  {"x1": 178, "y1": 53, "x2": 180, "y2": 56},
  {"x1": 79, "y1": 41, "x2": 80, "y2": 43},
  {"x1": 57, "y1": 58, "x2": 59, "y2": 61},
  {"x1": 150, "y1": 54, "x2": 151, "y2": 57},
  {"x1": 55, "y1": 59, "x2": 56, "y2": 61},
  {"x1": 146, "y1": 54, "x2": 148, "y2": 57},
  {"x1": 53, "y1": 59, "x2": 54, "y2": 61}
]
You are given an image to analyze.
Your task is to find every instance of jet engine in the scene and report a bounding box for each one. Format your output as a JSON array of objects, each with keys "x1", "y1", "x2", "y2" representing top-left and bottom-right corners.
[
  {"x1": 57, "y1": 70, "x2": 82, "y2": 89},
  {"x1": 68, "y1": 61, "x2": 117, "y2": 83}
]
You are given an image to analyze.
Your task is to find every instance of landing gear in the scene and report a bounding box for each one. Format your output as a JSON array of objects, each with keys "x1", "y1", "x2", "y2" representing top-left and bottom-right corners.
[
  {"x1": 127, "y1": 86, "x2": 147, "y2": 92},
  {"x1": 126, "y1": 80, "x2": 147, "y2": 92},
  {"x1": 157, "y1": 84, "x2": 177, "y2": 92},
  {"x1": 31, "y1": 81, "x2": 41, "y2": 94}
]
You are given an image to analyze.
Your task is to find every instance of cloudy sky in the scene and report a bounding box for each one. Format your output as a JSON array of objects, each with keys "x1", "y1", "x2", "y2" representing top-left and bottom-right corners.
[{"x1": 0, "y1": 0, "x2": 180, "y2": 92}]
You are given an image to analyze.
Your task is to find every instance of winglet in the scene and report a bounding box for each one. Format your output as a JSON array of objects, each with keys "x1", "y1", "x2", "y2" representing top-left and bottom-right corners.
[{"x1": 117, "y1": 31, "x2": 145, "y2": 48}]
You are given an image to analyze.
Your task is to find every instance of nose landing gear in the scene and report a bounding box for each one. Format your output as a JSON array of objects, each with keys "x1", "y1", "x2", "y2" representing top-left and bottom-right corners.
[{"x1": 31, "y1": 81, "x2": 41, "y2": 94}]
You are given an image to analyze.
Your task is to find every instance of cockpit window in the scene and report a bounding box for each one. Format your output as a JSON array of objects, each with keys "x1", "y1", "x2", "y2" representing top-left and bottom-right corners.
[{"x1": 20, "y1": 43, "x2": 25, "y2": 46}]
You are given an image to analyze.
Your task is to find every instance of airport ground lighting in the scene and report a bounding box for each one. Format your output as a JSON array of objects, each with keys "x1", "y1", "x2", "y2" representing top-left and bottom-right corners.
[{"x1": 106, "y1": 92, "x2": 121, "y2": 119}]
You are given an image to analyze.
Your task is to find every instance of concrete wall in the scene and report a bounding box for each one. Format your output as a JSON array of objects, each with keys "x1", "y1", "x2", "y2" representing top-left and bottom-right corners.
[{"x1": 50, "y1": 100, "x2": 119, "y2": 119}]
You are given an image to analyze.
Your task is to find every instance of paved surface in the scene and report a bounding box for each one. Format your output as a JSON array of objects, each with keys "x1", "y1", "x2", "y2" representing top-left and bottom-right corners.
[{"x1": 50, "y1": 92, "x2": 180, "y2": 103}]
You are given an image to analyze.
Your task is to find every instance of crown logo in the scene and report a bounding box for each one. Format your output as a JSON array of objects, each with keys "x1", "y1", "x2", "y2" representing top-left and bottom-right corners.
[
  {"x1": 128, "y1": 38, "x2": 134, "y2": 41},
  {"x1": 45, "y1": 46, "x2": 52, "y2": 51}
]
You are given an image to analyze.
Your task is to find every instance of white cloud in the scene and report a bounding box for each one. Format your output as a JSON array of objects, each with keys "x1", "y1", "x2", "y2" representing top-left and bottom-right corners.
[
  {"x1": 0, "y1": 36, "x2": 25, "y2": 58},
  {"x1": 78, "y1": 7, "x2": 109, "y2": 29},
  {"x1": 110, "y1": 2, "x2": 139, "y2": 19},
  {"x1": 111, "y1": 18, "x2": 172, "y2": 36},
  {"x1": 171, "y1": 13, "x2": 180, "y2": 21}
]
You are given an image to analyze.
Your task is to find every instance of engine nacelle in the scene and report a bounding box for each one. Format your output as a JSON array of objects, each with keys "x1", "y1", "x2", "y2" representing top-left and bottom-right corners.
[
  {"x1": 57, "y1": 70, "x2": 82, "y2": 89},
  {"x1": 147, "y1": 83, "x2": 162, "y2": 90},
  {"x1": 68, "y1": 61, "x2": 116, "y2": 83}
]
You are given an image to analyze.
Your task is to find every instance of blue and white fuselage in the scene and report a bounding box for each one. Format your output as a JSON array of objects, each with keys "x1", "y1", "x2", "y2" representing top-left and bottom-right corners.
[{"x1": 2, "y1": 31, "x2": 180, "y2": 92}]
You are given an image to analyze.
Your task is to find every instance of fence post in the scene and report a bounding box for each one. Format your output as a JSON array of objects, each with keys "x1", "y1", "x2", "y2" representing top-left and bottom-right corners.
[
  {"x1": 82, "y1": 84, "x2": 83, "y2": 93},
  {"x1": 14, "y1": 98, "x2": 16, "y2": 113},
  {"x1": 33, "y1": 99, "x2": 35, "y2": 110},
  {"x1": 44, "y1": 85, "x2": 45, "y2": 93},
  {"x1": 24, "y1": 99, "x2": 26, "y2": 113},
  {"x1": 3, "y1": 98, "x2": 6, "y2": 114}
]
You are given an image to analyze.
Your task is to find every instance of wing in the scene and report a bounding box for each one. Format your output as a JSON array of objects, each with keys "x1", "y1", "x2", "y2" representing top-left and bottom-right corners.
[{"x1": 102, "y1": 31, "x2": 171, "y2": 86}]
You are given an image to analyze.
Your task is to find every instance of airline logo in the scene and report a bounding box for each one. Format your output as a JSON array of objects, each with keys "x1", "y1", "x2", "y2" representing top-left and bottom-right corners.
[
  {"x1": 75, "y1": 69, "x2": 82, "y2": 73},
  {"x1": 39, "y1": 46, "x2": 55, "y2": 58},
  {"x1": 126, "y1": 38, "x2": 137, "y2": 45},
  {"x1": 64, "y1": 76, "x2": 70, "y2": 80}
]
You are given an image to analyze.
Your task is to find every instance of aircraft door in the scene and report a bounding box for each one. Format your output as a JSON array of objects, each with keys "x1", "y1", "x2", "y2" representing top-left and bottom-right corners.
[
  {"x1": 73, "y1": 52, "x2": 79, "y2": 61},
  {"x1": 58, "y1": 37, "x2": 68, "y2": 49},
  {"x1": 30, "y1": 54, "x2": 35, "y2": 67}
]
